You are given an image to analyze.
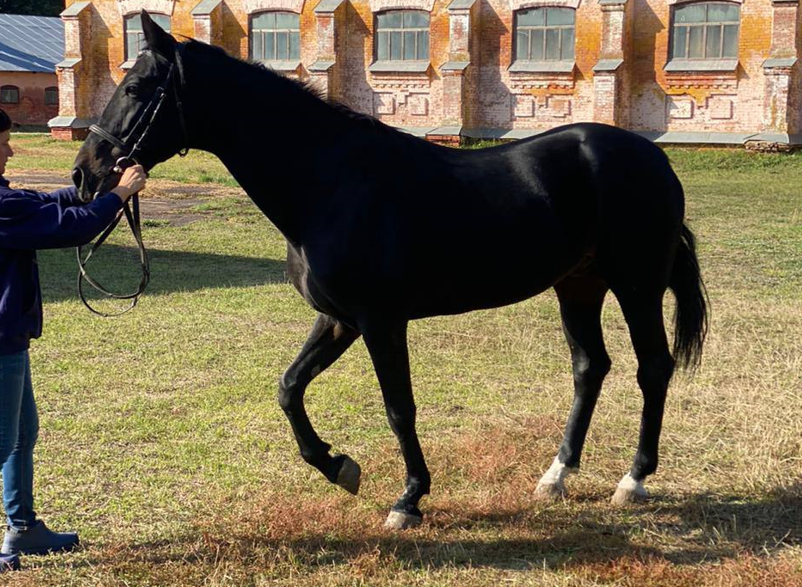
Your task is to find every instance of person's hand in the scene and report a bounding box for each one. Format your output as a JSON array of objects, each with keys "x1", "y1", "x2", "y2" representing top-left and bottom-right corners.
[{"x1": 111, "y1": 164, "x2": 147, "y2": 201}]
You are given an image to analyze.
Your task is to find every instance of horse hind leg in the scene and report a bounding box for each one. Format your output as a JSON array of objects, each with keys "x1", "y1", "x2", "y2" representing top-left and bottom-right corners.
[
  {"x1": 536, "y1": 276, "x2": 611, "y2": 500},
  {"x1": 278, "y1": 313, "x2": 362, "y2": 494},
  {"x1": 609, "y1": 290, "x2": 675, "y2": 505}
]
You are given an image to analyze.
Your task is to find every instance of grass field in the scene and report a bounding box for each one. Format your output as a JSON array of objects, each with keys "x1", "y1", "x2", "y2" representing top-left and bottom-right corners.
[{"x1": 0, "y1": 134, "x2": 800, "y2": 586}]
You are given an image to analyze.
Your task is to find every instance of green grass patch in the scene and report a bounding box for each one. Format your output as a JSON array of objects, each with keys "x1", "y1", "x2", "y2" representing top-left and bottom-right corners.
[{"x1": 2, "y1": 137, "x2": 801, "y2": 586}]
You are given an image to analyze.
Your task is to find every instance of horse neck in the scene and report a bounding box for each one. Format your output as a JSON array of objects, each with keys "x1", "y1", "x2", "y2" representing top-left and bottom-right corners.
[{"x1": 185, "y1": 50, "x2": 348, "y2": 244}]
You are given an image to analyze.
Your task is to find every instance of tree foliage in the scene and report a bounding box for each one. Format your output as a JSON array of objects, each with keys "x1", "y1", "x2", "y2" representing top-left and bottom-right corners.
[{"x1": 0, "y1": 0, "x2": 62, "y2": 16}]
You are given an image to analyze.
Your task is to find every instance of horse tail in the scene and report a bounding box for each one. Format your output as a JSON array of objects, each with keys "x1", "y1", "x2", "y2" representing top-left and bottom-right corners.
[{"x1": 668, "y1": 223, "x2": 709, "y2": 371}]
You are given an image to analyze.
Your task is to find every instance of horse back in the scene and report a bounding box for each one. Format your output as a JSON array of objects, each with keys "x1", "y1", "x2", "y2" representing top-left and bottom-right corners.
[{"x1": 294, "y1": 123, "x2": 684, "y2": 320}]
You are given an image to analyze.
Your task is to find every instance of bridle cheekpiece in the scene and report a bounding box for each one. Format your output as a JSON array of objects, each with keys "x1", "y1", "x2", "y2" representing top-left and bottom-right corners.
[{"x1": 79, "y1": 44, "x2": 190, "y2": 317}]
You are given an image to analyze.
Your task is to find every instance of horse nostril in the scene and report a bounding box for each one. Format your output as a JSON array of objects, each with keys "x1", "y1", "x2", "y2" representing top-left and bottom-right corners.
[{"x1": 71, "y1": 167, "x2": 84, "y2": 190}]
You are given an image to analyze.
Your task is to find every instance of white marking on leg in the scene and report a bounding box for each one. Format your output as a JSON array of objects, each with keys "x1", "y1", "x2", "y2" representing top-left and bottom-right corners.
[
  {"x1": 535, "y1": 456, "x2": 576, "y2": 498},
  {"x1": 616, "y1": 473, "x2": 646, "y2": 495},
  {"x1": 611, "y1": 472, "x2": 650, "y2": 505}
]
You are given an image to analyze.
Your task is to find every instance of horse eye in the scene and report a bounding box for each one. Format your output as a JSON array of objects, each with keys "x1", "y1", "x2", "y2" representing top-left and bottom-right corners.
[{"x1": 125, "y1": 84, "x2": 140, "y2": 97}]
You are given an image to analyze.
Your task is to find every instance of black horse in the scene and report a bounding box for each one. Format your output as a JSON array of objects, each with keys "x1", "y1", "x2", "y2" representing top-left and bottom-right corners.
[{"x1": 72, "y1": 11, "x2": 707, "y2": 529}]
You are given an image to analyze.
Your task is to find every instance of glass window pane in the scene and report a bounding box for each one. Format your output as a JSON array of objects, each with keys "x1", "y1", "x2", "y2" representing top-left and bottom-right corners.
[
  {"x1": 276, "y1": 13, "x2": 298, "y2": 29},
  {"x1": 688, "y1": 25, "x2": 704, "y2": 57},
  {"x1": 383, "y1": 12, "x2": 403, "y2": 28},
  {"x1": 378, "y1": 31, "x2": 389, "y2": 60},
  {"x1": 290, "y1": 31, "x2": 300, "y2": 59},
  {"x1": 722, "y1": 24, "x2": 738, "y2": 57},
  {"x1": 126, "y1": 14, "x2": 142, "y2": 32},
  {"x1": 418, "y1": 31, "x2": 429, "y2": 59},
  {"x1": 265, "y1": 32, "x2": 275, "y2": 59},
  {"x1": 547, "y1": 8, "x2": 574, "y2": 26},
  {"x1": 532, "y1": 29, "x2": 544, "y2": 60},
  {"x1": 276, "y1": 31, "x2": 289, "y2": 59},
  {"x1": 252, "y1": 13, "x2": 271, "y2": 29},
  {"x1": 673, "y1": 26, "x2": 687, "y2": 58},
  {"x1": 252, "y1": 31, "x2": 263, "y2": 59},
  {"x1": 705, "y1": 24, "x2": 721, "y2": 57},
  {"x1": 676, "y1": 4, "x2": 706, "y2": 23},
  {"x1": 404, "y1": 31, "x2": 416, "y2": 59},
  {"x1": 153, "y1": 14, "x2": 171, "y2": 32},
  {"x1": 517, "y1": 9, "x2": 544, "y2": 26},
  {"x1": 391, "y1": 31, "x2": 403, "y2": 59},
  {"x1": 516, "y1": 30, "x2": 529, "y2": 60},
  {"x1": 405, "y1": 11, "x2": 429, "y2": 27},
  {"x1": 561, "y1": 27, "x2": 574, "y2": 60},
  {"x1": 126, "y1": 34, "x2": 138, "y2": 59},
  {"x1": 708, "y1": 3, "x2": 739, "y2": 22},
  {"x1": 545, "y1": 28, "x2": 560, "y2": 60}
]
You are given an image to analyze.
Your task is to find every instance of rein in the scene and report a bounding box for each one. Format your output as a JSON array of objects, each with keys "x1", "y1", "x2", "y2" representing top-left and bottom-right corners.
[{"x1": 79, "y1": 45, "x2": 189, "y2": 317}]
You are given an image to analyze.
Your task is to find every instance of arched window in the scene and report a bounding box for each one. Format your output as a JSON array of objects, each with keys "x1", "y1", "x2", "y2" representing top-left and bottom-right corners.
[
  {"x1": 376, "y1": 11, "x2": 430, "y2": 61},
  {"x1": 125, "y1": 13, "x2": 171, "y2": 60},
  {"x1": 45, "y1": 86, "x2": 59, "y2": 106},
  {"x1": 0, "y1": 86, "x2": 19, "y2": 104},
  {"x1": 250, "y1": 12, "x2": 301, "y2": 61},
  {"x1": 671, "y1": 2, "x2": 739, "y2": 60},
  {"x1": 514, "y1": 7, "x2": 575, "y2": 62}
]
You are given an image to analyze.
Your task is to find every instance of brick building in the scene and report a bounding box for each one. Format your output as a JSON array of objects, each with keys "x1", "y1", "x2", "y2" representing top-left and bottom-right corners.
[
  {"x1": 51, "y1": 0, "x2": 801, "y2": 145},
  {"x1": 0, "y1": 14, "x2": 63, "y2": 128}
]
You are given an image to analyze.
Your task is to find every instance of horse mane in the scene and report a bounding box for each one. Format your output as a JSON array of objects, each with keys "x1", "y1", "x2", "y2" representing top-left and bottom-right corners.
[{"x1": 184, "y1": 40, "x2": 393, "y2": 135}]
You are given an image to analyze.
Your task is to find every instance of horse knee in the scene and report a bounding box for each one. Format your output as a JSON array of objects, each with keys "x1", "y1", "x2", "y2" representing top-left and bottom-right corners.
[
  {"x1": 277, "y1": 373, "x2": 301, "y2": 413},
  {"x1": 386, "y1": 405, "x2": 416, "y2": 436},
  {"x1": 572, "y1": 352, "x2": 611, "y2": 389},
  {"x1": 636, "y1": 354, "x2": 674, "y2": 394}
]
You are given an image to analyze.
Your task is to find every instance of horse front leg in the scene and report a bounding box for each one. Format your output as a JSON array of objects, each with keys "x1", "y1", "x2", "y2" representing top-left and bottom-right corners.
[
  {"x1": 279, "y1": 313, "x2": 362, "y2": 494},
  {"x1": 361, "y1": 319, "x2": 430, "y2": 530}
]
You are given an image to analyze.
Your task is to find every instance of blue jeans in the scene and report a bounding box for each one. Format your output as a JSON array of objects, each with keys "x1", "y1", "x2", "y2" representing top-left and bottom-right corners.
[{"x1": 0, "y1": 351, "x2": 38, "y2": 529}]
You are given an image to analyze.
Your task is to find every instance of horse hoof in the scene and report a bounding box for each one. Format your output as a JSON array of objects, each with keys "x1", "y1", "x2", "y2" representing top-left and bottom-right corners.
[
  {"x1": 611, "y1": 474, "x2": 649, "y2": 506},
  {"x1": 334, "y1": 456, "x2": 361, "y2": 495},
  {"x1": 384, "y1": 510, "x2": 422, "y2": 530},
  {"x1": 611, "y1": 487, "x2": 649, "y2": 505},
  {"x1": 534, "y1": 481, "x2": 565, "y2": 501}
]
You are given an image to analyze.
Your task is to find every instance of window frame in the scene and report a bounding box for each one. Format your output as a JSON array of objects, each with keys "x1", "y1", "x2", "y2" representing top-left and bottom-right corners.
[
  {"x1": 513, "y1": 7, "x2": 576, "y2": 63},
  {"x1": 0, "y1": 86, "x2": 19, "y2": 105},
  {"x1": 249, "y1": 11, "x2": 302, "y2": 63},
  {"x1": 374, "y1": 10, "x2": 431, "y2": 63},
  {"x1": 124, "y1": 13, "x2": 171, "y2": 61},
  {"x1": 44, "y1": 86, "x2": 59, "y2": 107},
  {"x1": 670, "y1": 1, "x2": 740, "y2": 61}
]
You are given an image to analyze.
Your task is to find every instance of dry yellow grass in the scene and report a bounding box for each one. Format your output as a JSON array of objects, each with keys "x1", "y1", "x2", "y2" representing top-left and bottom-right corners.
[{"x1": 0, "y1": 142, "x2": 799, "y2": 585}]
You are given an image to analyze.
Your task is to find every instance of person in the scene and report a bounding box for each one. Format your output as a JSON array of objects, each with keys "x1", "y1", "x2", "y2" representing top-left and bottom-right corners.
[{"x1": 0, "y1": 108, "x2": 147, "y2": 568}]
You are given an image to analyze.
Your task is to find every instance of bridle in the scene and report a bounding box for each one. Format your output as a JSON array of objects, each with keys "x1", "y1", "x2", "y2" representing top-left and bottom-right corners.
[{"x1": 79, "y1": 45, "x2": 189, "y2": 317}]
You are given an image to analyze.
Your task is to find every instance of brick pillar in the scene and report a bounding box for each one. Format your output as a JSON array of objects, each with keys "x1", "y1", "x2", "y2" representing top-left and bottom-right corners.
[
  {"x1": 50, "y1": 1, "x2": 93, "y2": 140},
  {"x1": 309, "y1": 0, "x2": 345, "y2": 99},
  {"x1": 192, "y1": 0, "x2": 224, "y2": 46},
  {"x1": 592, "y1": 0, "x2": 628, "y2": 126},
  {"x1": 761, "y1": 0, "x2": 799, "y2": 134},
  {"x1": 431, "y1": 0, "x2": 477, "y2": 143}
]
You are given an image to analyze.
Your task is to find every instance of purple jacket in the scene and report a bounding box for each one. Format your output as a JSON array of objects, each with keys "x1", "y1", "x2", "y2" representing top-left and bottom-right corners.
[{"x1": 0, "y1": 177, "x2": 123, "y2": 354}]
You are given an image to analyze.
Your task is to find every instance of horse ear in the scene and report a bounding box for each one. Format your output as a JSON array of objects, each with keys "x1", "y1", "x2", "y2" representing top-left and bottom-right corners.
[{"x1": 141, "y1": 9, "x2": 175, "y2": 57}]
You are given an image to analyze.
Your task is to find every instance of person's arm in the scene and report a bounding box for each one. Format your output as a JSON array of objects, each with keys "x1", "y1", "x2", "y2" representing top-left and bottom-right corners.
[
  {"x1": 42, "y1": 186, "x2": 83, "y2": 206},
  {"x1": 0, "y1": 166, "x2": 147, "y2": 250},
  {"x1": 0, "y1": 191, "x2": 124, "y2": 249}
]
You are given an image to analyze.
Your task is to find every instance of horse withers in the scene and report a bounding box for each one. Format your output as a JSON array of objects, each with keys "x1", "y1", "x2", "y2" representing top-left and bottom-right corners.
[{"x1": 71, "y1": 11, "x2": 708, "y2": 530}]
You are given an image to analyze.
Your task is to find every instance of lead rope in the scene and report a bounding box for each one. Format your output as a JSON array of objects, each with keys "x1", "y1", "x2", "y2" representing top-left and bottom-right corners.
[{"x1": 77, "y1": 192, "x2": 150, "y2": 317}]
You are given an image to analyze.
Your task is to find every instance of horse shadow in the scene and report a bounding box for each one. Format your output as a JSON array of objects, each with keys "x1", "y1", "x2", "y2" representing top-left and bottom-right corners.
[
  {"x1": 38, "y1": 244, "x2": 287, "y2": 303},
  {"x1": 78, "y1": 484, "x2": 802, "y2": 572}
]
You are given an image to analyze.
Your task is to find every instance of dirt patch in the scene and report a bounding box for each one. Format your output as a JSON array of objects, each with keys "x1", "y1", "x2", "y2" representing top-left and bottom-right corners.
[{"x1": 4, "y1": 170, "x2": 246, "y2": 227}]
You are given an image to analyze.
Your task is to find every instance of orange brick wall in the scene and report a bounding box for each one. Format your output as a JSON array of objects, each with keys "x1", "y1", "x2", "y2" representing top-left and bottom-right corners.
[
  {"x1": 0, "y1": 72, "x2": 59, "y2": 127},
  {"x1": 56, "y1": 0, "x2": 801, "y2": 140}
]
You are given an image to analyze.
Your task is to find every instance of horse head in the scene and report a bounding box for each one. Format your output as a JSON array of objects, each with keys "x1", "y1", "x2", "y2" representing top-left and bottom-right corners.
[{"x1": 73, "y1": 10, "x2": 189, "y2": 202}]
